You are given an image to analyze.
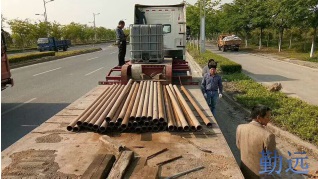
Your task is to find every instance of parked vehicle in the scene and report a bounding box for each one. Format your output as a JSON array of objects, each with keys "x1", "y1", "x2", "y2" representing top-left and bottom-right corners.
[
  {"x1": 1, "y1": 29, "x2": 13, "y2": 90},
  {"x1": 37, "y1": 37, "x2": 71, "y2": 52}
]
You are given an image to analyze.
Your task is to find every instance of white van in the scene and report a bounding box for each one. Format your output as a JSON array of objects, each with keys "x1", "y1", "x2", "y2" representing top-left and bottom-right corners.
[{"x1": 134, "y1": 3, "x2": 186, "y2": 60}]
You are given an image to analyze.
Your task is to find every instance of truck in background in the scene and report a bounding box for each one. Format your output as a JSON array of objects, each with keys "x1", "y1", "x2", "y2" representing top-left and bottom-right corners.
[
  {"x1": 217, "y1": 34, "x2": 241, "y2": 52},
  {"x1": 134, "y1": 3, "x2": 186, "y2": 60},
  {"x1": 37, "y1": 37, "x2": 71, "y2": 52},
  {"x1": 1, "y1": 29, "x2": 13, "y2": 90}
]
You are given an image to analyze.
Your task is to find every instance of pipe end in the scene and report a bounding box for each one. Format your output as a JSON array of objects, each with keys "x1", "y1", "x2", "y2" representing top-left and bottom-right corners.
[
  {"x1": 67, "y1": 126, "x2": 73, "y2": 131},
  {"x1": 168, "y1": 126, "x2": 174, "y2": 131},
  {"x1": 159, "y1": 117, "x2": 165, "y2": 123},
  {"x1": 152, "y1": 119, "x2": 159, "y2": 124},
  {"x1": 197, "y1": 125, "x2": 203, "y2": 131},
  {"x1": 206, "y1": 123, "x2": 213, "y2": 128},
  {"x1": 184, "y1": 126, "x2": 190, "y2": 132}
]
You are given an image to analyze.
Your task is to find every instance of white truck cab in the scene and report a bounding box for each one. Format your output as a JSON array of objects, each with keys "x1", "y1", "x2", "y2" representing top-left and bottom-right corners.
[{"x1": 134, "y1": 3, "x2": 186, "y2": 60}]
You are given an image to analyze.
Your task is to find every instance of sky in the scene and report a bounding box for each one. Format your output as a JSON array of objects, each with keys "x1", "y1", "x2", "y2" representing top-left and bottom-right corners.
[{"x1": 1, "y1": 0, "x2": 233, "y2": 31}]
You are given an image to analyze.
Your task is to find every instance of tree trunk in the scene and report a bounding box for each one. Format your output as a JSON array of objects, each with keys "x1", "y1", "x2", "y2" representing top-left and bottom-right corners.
[
  {"x1": 267, "y1": 34, "x2": 269, "y2": 47},
  {"x1": 289, "y1": 34, "x2": 292, "y2": 49},
  {"x1": 259, "y1": 28, "x2": 263, "y2": 50},
  {"x1": 278, "y1": 27, "x2": 284, "y2": 52},
  {"x1": 245, "y1": 38, "x2": 248, "y2": 48},
  {"x1": 310, "y1": 27, "x2": 317, "y2": 58}
]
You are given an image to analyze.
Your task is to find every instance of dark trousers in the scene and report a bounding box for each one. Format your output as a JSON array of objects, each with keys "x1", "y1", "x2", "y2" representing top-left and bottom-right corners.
[{"x1": 118, "y1": 41, "x2": 126, "y2": 66}]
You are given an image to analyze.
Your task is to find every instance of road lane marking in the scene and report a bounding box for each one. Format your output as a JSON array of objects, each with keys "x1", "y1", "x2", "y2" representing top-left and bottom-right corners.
[
  {"x1": 87, "y1": 57, "x2": 99, "y2": 61},
  {"x1": 2, "y1": 98, "x2": 37, "y2": 116},
  {"x1": 33, "y1": 67, "x2": 62, "y2": 76},
  {"x1": 85, "y1": 67, "x2": 104, "y2": 76}
]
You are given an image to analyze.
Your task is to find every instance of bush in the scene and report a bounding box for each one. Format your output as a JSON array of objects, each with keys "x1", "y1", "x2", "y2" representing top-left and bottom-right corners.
[
  {"x1": 9, "y1": 51, "x2": 55, "y2": 63},
  {"x1": 187, "y1": 45, "x2": 241, "y2": 74}
]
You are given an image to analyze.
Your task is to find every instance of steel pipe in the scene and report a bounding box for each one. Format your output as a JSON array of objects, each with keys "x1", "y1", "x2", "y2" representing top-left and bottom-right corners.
[
  {"x1": 173, "y1": 85, "x2": 202, "y2": 131},
  {"x1": 121, "y1": 83, "x2": 139, "y2": 129},
  {"x1": 152, "y1": 82, "x2": 159, "y2": 124},
  {"x1": 118, "y1": 82, "x2": 137, "y2": 122},
  {"x1": 147, "y1": 81, "x2": 154, "y2": 121},
  {"x1": 136, "y1": 81, "x2": 147, "y2": 122},
  {"x1": 106, "y1": 79, "x2": 133, "y2": 122},
  {"x1": 141, "y1": 81, "x2": 150, "y2": 121},
  {"x1": 152, "y1": 125, "x2": 159, "y2": 132},
  {"x1": 130, "y1": 81, "x2": 143, "y2": 121},
  {"x1": 167, "y1": 85, "x2": 188, "y2": 131},
  {"x1": 67, "y1": 86, "x2": 110, "y2": 131},
  {"x1": 110, "y1": 92, "x2": 128, "y2": 127},
  {"x1": 163, "y1": 87, "x2": 175, "y2": 132},
  {"x1": 73, "y1": 124, "x2": 81, "y2": 132},
  {"x1": 84, "y1": 85, "x2": 119, "y2": 127},
  {"x1": 99, "y1": 120, "x2": 108, "y2": 133},
  {"x1": 158, "y1": 82, "x2": 165, "y2": 122},
  {"x1": 181, "y1": 86, "x2": 213, "y2": 128}
]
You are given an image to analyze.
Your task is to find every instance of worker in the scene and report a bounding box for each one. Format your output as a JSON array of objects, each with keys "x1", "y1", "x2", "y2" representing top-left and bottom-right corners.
[
  {"x1": 236, "y1": 105, "x2": 276, "y2": 179},
  {"x1": 202, "y1": 59, "x2": 217, "y2": 76},
  {"x1": 201, "y1": 62, "x2": 223, "y2": 116},
  {"x1": 115, "y1": 20, "x2": 127, "y2": 66}
]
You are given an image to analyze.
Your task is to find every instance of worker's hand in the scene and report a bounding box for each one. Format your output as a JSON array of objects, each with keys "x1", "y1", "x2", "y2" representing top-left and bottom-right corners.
[
  {"x1": 204, "y1": 93, "x2": 207, "y2": 99},
  {"x1": 219, "y1": 93, "x2": 223, "y2": 98}
]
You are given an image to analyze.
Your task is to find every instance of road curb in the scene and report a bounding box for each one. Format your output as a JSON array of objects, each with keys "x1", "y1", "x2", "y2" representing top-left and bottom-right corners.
[
  {"x1": 10, "y1": 48, "x2": 102, "y2": 69},
  {"x1": 186, "y1": 50, "x2": 318, "y2": 160}
]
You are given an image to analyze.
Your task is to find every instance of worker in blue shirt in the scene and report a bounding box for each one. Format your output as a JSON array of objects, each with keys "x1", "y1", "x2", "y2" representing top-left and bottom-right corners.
[
  {"x1": 115, "y1": 20, "x2": 128, "y2": 66},
  {"x1": 201, "y1": 62, "x2": 223, "y2": 116}
]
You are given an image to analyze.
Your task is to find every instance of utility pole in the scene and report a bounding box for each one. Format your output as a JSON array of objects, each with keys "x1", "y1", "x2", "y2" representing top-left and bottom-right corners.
[
  {"x1": 93, "y1": 13, "x2": 100, "y2": 44},
  {"x1": 200, "y1": 0, "x2": 206, "y2": 53},
  {"x1": 43, "y1": 0, "x2": 54, "y2": 23}
]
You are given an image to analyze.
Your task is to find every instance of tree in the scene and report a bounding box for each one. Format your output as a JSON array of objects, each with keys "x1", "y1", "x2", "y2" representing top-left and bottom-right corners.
[{"x1": 8, "y1": 19, "x2": 33, "y2": 50}]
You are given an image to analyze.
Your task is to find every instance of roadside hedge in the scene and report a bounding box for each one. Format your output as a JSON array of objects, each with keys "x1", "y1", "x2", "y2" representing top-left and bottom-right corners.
[
  {"x1": 187, "y1": 45, "x2": 242, "y2": 74},
  {"x1": 187, "y1": 45, "x2": 318, "y2": 146},
  {"x1": 9, "y1": 52, "x2": 55, "y2": 63}
]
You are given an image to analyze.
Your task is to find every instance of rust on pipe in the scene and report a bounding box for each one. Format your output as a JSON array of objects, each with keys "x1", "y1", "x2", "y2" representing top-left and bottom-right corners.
[
  {"x1": 106, "y1": 79, "x2": 133, "y2": 122},
  {"x1": 158, "y1": 82, "x2": 165, "y2": 123},
  {"x1": 141, "y1": 81, "x2": 150, "y2": 121},
  {"x1": 118, "y1": 82, "x2": 137, "y2": 122},
  {"x1": 173, "y1": 85, "x2": 202, "y2": 131},
  {"x1": 152, "y1": 82, "x2": 159, "y2": 124},
  {"x1": 88, "y1": 85, "x2": 122, "y2": 128},
  {"x1": 67, "y1": 86, "x2": 110, "y2": 130},
  {"x1": 130, "y1": 81, "x2": 143, "y2": 121},
  {"x1": 84, "y1": 85, "x2": 119, "y2": 127},
  {"x1": 99, "y1": 120, "x2": 108, "y2": 133},
  {"x1": 181, "y1": 86, "x2": 213, "y2": 128},
  {"x1": 93, "y1": 85, "x2": 125, "y2": 129},
  {"x1": 121, "y1": 83, "x2": 139, "y2": 129},
  {"x1": 163, "y1": 86, "x2": 176, "y2": 132},
  {"x1": 109, "y1": 92, "x2": 128, "y2": 126},
  {"x1": 136, "y1": 81, "x2": 147, "y2": 122},
  {"x1": 178, "y1": 96, "x2": 197, "y2": 131},
  {"x1": 168, "y1": 84, "x2": 189, "y2": 131},
  {"x1": 147, "y1": 81, "x2": 154, "y2": 121}
]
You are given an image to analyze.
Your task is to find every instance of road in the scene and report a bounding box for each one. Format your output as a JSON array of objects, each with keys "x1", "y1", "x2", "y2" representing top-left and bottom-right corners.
[
  {"x1": 7, "y1": 42, "x2": 113, "y2": 57},
  {"x1": 206, "y1": 44, "x2": 318, "y2": 106},
  {"x1": 1, "y1": 43, "x2": 123, "y2": 150}
]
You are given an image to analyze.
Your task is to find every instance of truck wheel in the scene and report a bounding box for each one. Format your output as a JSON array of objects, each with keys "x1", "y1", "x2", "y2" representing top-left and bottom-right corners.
[
  {"x1": 222, "y1": 47, "x2": 226, "y2": 52},
  {"x1": 63, "y1": 47, "x2": 67, "y2": 51}
]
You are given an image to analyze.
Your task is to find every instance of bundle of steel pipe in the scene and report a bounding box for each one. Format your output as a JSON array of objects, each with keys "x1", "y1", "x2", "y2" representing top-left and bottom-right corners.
[{"x1": 67, "y1": 81, "x2": 212, "y2": 133}]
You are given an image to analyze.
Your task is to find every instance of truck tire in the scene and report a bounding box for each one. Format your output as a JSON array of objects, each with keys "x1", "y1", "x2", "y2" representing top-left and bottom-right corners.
[
  {"x1": 63, "y1": 46, "x2": 67, "y2": 51},
  {"x1": 222, "y1": 46, "x2": 226, "y2": 52}
]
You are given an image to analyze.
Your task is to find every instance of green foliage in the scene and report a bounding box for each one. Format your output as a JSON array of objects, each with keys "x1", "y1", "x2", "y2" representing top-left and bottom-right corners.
[
  {"x1": 188, "y1": 47, "x2": 318, "y2": 145},
  {"x1": 9, "y1": 51, "x2": 55, "y2": 63}
]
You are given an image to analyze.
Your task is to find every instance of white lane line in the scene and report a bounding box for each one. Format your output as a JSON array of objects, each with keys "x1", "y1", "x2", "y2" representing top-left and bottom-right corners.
[
  {"x1": 110, "y1": 51, "x2": 117, "y2": 54},
  {"x1": 87, "y1": 57, "x2": 99, "y2": 61},
  {"x1": 33, "y1": 67, "x2": 62, "y2": 76},
  {"x1": 85, "y1": 67, "x2": 104, "y2": 76},
  {"x1": 2, "y1": 98, "x2": 37, "y2": 116}
]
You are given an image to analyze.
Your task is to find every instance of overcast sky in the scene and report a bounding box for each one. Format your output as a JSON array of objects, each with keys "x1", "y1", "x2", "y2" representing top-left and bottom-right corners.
[{"x1": 1, "y1": 0, "x2": 232, "y2": 31}]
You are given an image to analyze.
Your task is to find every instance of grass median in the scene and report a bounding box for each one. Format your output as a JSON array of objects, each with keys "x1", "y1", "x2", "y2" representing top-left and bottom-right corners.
[{"x1": 188, "y1": 45, "x2": 318, "y2": 146}]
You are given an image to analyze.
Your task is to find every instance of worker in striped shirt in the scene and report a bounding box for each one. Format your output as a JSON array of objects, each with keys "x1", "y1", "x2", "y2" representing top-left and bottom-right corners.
[{"x1": 201, "y1": 61, "x2": 223, "y2": 116}]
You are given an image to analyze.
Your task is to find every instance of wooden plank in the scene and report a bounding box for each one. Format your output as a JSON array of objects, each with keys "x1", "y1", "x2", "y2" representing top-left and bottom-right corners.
[
  {"x1": 130, "y1": 166, "x2": 159, "y2": 179},
  {"x1": 81, "y1": 154, "x2": 115, "y2": 179},
  {"x1": 108, "y1": 151, "x2": 134, "y2": 179},
  {"x1": 125, "y1": 157, "x2": 147, "y2": 178}
]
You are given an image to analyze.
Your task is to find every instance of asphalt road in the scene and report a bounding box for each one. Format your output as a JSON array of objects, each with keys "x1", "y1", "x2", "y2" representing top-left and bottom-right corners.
[
  {"x1": 1, "y1": 43, "x2": 124, "y2": 150},
  {"x1": 206, "y1": 44, "x2": 318, "y2": 106},
  {"x1": 7, "y1": 42, "x2": 113, "y2": 57}
]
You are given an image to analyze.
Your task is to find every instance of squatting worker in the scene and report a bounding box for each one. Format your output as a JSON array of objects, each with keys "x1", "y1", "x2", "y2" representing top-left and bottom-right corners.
[
  {"x1": 116, "y1": 20, "x2": 127, "y2": 66},
  {"x1": 236, "y1": 105, "x2": 276, "y2": 179},
  {"x1": 201, "y1": 61, "x2": 223, "y2": 115},
  {"x1": 202, "y1": 59, "x2": 217, "y2": 76}
]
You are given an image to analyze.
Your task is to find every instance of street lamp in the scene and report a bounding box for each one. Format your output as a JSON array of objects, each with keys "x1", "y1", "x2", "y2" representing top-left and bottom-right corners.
[
  {"x1": 43, "y1": 0, "x2": 54, "y2": 22},
  {"x1": 93, "y1": 13, "x2": 100, "y2": 44}
]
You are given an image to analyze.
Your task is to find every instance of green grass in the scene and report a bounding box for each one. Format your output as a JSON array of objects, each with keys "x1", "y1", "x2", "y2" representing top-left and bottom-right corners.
[
  {"x1": 55, "y1": 48, "x2": 101, "y2": 57},
  {"x1": 188, "y1": 46, "x2": 318, "y2": 146}
]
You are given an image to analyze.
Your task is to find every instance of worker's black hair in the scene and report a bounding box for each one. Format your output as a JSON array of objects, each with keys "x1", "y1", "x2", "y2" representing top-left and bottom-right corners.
[
  {"x1": 250, "y1": 104, "x2": 271, "y2": 119},
  {"x1": 208, "y1": 60, "x2": 217, "y2": 69},
  {"x1": 118, "y1": 20, "x2": 125, "y2": 25}
]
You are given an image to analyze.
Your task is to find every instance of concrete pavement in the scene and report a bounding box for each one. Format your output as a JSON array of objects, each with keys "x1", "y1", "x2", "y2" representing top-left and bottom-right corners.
[{"x1": 206, "y1": 44, "x2": 318, "y2": 106}]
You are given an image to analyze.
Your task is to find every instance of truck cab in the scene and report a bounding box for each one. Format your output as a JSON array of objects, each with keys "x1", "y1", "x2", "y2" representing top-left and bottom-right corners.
[
  {"x1": 1, "y1": 29, "x2": 13, "y2": 90},
  {"x1": 37, "y1": 37, "x2": 70, "y2": 52},
  {"x1": 134, "y1": 3, "x2": 186, "y2": 60}
]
